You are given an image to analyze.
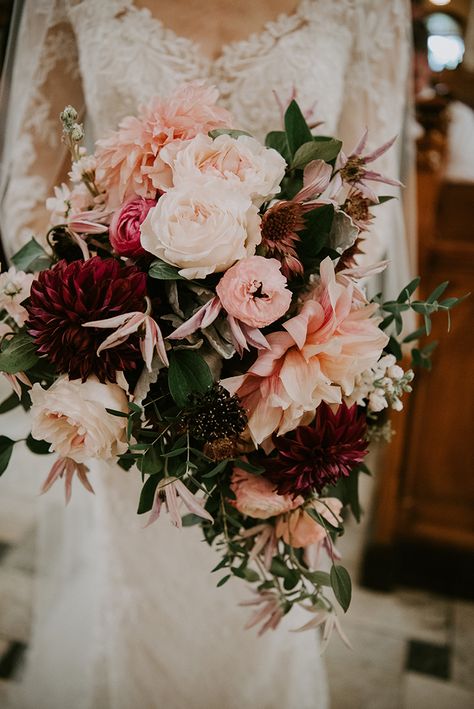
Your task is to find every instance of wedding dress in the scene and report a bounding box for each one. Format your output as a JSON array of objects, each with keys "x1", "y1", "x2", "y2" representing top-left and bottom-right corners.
[{"x1": 0, "y1": 2, "x2": 412, "y2": 707}]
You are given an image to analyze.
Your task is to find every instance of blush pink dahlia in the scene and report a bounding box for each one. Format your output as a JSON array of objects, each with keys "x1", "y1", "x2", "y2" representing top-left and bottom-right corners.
[
  {"x1": 222, "y1": 257, "x2": 388, "y2": 446},
  {"x1": 109, "y1": 197, "x2": 156, "y2": 258},
  {"x1": 216, "y1": 256, "x2": 292, "y2": 329},
  {"x1": 26, "y1": 257, "x2": 147, "y2": 383},
  {"x1": 95, "y1": 82, "x2": 231, "y2": 205},
  {"x1": 264, "y1": 402, "x2": 368, "y2": 497}
]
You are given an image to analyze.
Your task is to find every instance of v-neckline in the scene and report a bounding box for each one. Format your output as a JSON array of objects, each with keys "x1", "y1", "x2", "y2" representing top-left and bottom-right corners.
[{"x1": 125, "y1": 0, "x2": 310, "y2": 64}]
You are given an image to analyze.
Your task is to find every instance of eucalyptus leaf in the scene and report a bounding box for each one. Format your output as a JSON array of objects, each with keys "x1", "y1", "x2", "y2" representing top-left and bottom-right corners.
[
  {"x1": 0, "y1": 436, "x2": 15, "y2": 476},
  {"x1": 0, "y1": 392, "x2": 21, "y2": 415},
  {"x1": 0, "y1": 334, "x2": 39, "y2": 374},
  {"x1": 26, "y1": 434, "x2": 51, "y2": 455},
  {"x1": 330, "y1": 564, "x2": 352, "y2": 612},
  {"x1": 137, "y1": 475, "x2": 159, "y2": 514},
  {"x1": 137, "y1": 446, "x2": 163, "y2": 475}
]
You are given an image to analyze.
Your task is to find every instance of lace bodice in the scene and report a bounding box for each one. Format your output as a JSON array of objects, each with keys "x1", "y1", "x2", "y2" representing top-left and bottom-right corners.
[{"x1": 1, "y1": 0, "x2": 412, "y2": 286}]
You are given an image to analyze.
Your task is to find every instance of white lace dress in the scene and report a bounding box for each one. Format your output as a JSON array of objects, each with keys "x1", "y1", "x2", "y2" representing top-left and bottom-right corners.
[{"x1": 0, "y1": 2, "x2": 412, "y2": 708}]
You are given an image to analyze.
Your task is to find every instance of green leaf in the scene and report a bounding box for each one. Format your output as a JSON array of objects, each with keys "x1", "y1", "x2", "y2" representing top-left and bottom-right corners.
[
  {"x1": 216, "y1": 574, "x2": 232, "y2": 587},
  {"x1": 233, "y1": 459, "x2": 265, "y2": 475},
  {"x1": 26, "y1": 434, "x2": 51, "y2": 455},
  {"x1": 137, "y1": 475, "x2": 159, "y2": 514},
  {"x1": 0, "y1": 436, "x2": 15, "y2": 476},
  {"x1": 330, "y1": 564, "x2": 352, "y2": 612},
  {"x1": 168, "y1": 350, "x2": 213, "y2": 408},
  {"x1": 11, "y1": 238, "x2": 52, "y2": 273},
  {"x1": 298, "y1": 204, "x2": 334, "y2": 263},
  {"x1": 375, "y1": 195, "x2": 396, "y2": 204},
  {"x1": 208, "y1": 128, "x2": 252, "y2": 139},
  {"x1": 202, "y1": 459, "x2": 229, "y2": 479},
  {"x1": 181, "y1": 513, "x2": 204, "y2": 527},
  {"x1": 0, "y1": 334, "x2": 39, "y2": 374},
  {"x1": 304, "y1": 570, "x2": 331, "y2": 586},
  {"x1": 283, "y1": 570, "x2": 300, "y2": 590},
  {"x1": 137, "y1": 446, "x2": 163, "y2": 475},
  {"x1": 105, "y1": 408, "x2": 129, "y2": 418},
  {"x1": 427, "y1": 281, "x2": 449, "y2": 304},
  {"x1": 403, "y1": 325, "x2": 427, "y2": 343},
  {"x1": 397, "y1": 277, "x2": 420, "y2": 303},
  {"x1": 270, "y1": 558, "x2": 292, "y2": 579},
  {"x1": 0, "y1": 392, "x2": 21, "y2": 415},
  {"x1": 284, "y1": 100, "x2": 313, "y2": 157},
  {"x1": 265, "y1": 130, "x2": 291, "y2": 164},
  {"x1": 387, "y1": 336, "x2": 403, "y2": 361},
  {"x1": 149, "y1": 259, "x2": 185, "y2": 281},
  {"x1": 292, "y1": 138, "x2": 342, "y2": 169}
]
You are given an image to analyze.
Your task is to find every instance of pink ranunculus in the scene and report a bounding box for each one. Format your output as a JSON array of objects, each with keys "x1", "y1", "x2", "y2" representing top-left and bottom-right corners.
[
  {"x1": 109, "y1": 197, "x2": 156, "y2": 258},
  {"x1": 275, "y1": 498, "x2": 342, "y2": 548},
  {"x1": 216, "y1": 256, "x2": 292, "y2": 328},
  {"x1": 230, "y1": 466, "x2": 303, "y2": 520},
  {"x1": 95, "y1": 82, "x2": 232, "y2": 206},
  {"x1": 222, "y1": 257, "x2": 388, "y2": 447}
]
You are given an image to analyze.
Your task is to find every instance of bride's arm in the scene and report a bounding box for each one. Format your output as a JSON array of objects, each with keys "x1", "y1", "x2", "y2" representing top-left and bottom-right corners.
[
  {"x1": 0, "y1": 0, "x2": 84, "y2": 259},
  {"x1": 337, "y1": 0, "x2": 415, "y2": 298}
]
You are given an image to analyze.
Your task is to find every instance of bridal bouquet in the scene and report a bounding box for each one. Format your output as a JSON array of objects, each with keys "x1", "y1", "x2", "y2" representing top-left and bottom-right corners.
[{"x1": 0, "y1": 83, "x2": 464, "y2": 641}]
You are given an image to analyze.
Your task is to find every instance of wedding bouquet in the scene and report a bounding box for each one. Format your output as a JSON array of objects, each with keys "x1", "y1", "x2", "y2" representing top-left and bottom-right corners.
[{"x1": 0, "y1": 83, "x2": 464, "y2": 641}]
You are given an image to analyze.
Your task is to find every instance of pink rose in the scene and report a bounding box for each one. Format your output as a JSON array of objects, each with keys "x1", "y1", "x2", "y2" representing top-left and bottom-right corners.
[
  {"x1": 216, "y1": 256, "x2": 292, "y2": 328},
  {"x1": 230, "y1": 467, "x2": 303, "y2": 520},
  {"x1": 275, "y1": 498, "x2": 342, "y2": 548},
  {"x1": 109, "y1": 197, "x2": 156, "y2": 258}
]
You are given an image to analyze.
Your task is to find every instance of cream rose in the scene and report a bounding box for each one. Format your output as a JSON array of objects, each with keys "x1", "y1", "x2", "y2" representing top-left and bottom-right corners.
[
  {"x1": 29, "y1": 376, "x2": 129, "y2": 463},
  {"x1": 159, "y1": 133, "x2": 286, "y2": 205},
  {"x1": 140, "y1": 178, "x2": 262, "y2": 279}
]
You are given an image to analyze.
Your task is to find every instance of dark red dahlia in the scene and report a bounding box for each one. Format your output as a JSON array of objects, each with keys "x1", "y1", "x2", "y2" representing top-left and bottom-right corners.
[
  {"x1": 263, "y1": 402, "x2": 368, "y2": 497},
  {"x1": 26, "y1": 257, "x2": 147, "y2": 382}
]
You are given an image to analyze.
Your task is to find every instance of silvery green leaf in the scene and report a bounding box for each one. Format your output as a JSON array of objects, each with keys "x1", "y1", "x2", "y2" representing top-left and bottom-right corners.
[
  {"x1": 133, "y1": 355, "x2": 166, "y2": 406},
  {"x1": 328, "y1": 211, "x2": 358, "y2": 253},
  {"x1": 202, "y1": 324, "x2": 235, "y2": 360},
  {"x1": 165, "y1": 281, "x2": 185, "y2": 318}
]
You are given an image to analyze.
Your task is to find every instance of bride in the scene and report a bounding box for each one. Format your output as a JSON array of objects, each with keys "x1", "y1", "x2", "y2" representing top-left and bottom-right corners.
[{"x1": 0, "y1": 1, "x2": 412, "y2": 707}]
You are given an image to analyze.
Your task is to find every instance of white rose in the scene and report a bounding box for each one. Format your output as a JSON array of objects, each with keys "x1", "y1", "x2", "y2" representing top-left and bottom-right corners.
[
  {"x1": 140, "y1": 178, "x2": 262, "y2": 279},
  {"x1": 29, "y1": 376, "x2": 129, "y2": 463},
  {"x1": 159, "y1": 133, "x2": 286, "y2": 206}
]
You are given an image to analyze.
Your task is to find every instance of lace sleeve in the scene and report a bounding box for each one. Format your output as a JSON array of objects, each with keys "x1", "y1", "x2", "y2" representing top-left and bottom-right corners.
[
  {"x1": 337, "y1": 0, "x2": 415, "y2": 297},
  {"x1": 0, "y1": 0, "x2": 84, "y2": 259}
]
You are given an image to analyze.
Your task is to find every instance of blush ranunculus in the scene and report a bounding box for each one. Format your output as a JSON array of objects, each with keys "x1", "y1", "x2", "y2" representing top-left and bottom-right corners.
[
  {"x1": 158, "y1": 133, "x2": 286, "y2": 204},
  {"x1": 222, "y1": 257, "x2": 388, "y2": 447},
  {"x1": 275, "y1": 498, "x2": 343, "y2": 548},
  {"x1": 95, "y1": 82, "x2": 232, "y2": 206},
  {"x1": 29, "y1": 376, "x2": 129, "y2": 463},
  {"x1": 109, "y1": 197, "x2": 156, "y2": 258},
  {"x1": 140, "y1": 178, "x2": 261, "y2": 280},
  {"x1": 216, "y1": 256, "x2": 292, "y2": 328},
  {"x1": 230, "y1": 466, "x2": 303, "y2": 520}
]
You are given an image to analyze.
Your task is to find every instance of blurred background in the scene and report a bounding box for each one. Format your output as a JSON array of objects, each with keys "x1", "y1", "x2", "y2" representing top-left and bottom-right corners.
[{"x1": 0, "y1": 0, "x2": 473, "y2": 707}]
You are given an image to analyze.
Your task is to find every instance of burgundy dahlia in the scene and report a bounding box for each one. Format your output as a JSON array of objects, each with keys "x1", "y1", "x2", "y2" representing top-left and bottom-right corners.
[
  {"x1": 263, "y1": 402, "x2": 368, "y2": 497},
  {"x1": 26, "y1": 257, "x2": 147, "y2": 382}
]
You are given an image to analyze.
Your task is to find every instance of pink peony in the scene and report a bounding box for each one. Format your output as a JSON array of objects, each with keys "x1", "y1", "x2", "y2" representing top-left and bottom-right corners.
[
  {"x1": 275, "y1": 497, "x2": 342, "y2": 548},
  {"x1": 109, "y1": 197, "x2": 156, "y2": 258},
  {"x1": 216, "y1": 256, "x2": 292, "y2": 328},
  {"x1": 222, "y1": 257, "x2": 388, "y2": 446},
  {"x1": 95, "y1": 82, "x2": 232, "y2": 206},
  {"x1": 230, "y1": 466, "x2": 303, "y2": 520}
]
